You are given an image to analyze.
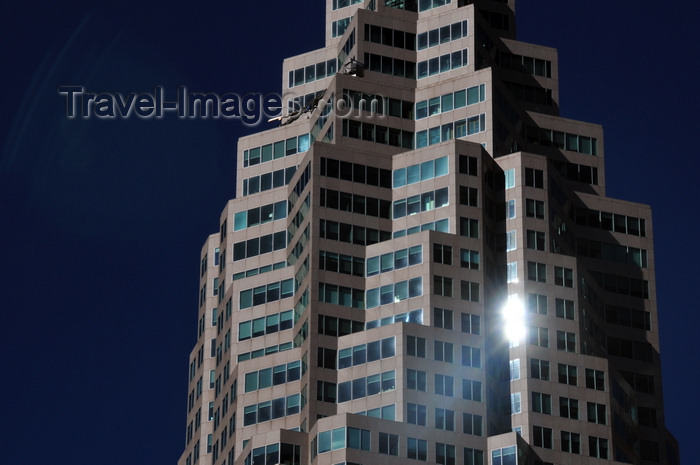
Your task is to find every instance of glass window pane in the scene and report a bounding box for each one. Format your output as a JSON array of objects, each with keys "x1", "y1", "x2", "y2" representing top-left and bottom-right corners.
[
  {"x1": 409, "y1": 277, "x2": 422, "y2": 297},
  {"x1": 234, "y1": 211, "x2": 247, "y2": 231},
  {"x1": 367, "y1": 341, "x2": 381, "y2": 361},
  {"x1": 381, "y1": 253, "x2": 394, "y2": 272},
  {"x1": 407, "y1": 164, "x2": 420, "y2": 184},
  {"x1": 421, "y1": 160, "x2": 435, "y2": 180},
  {"x1": 382, "y1": 337, "x2": 396, "y2": 357},
  {"x1": 331, "y1": 427, "x2": 346, "y2": 450},
  {"x1": 366, "y1": 288, "x2": 379, "y2": 308},
  {"x1": 395, "y1": 280, "x2": 408, "y2": 301},
  {"x1": 352, "y1": 378, "x2": 366, "y2": 399},
  {"x1": 394, "y1": 249, "x2": 408, "y2": 269},
  {"x1": 434, "y1": 157, "x2": 448, "y2": 177},
  {"x1": 245, "y1": 372, "x2": 258, "y2": 392},
  {"x1": 394, "y1": 168, "x2": 406, "y2": 187},
  {"x1": 467, "y1": 86, "x2": 479, "y2": 105},
  {"x1": 353, "y1": 345, "x2": 367, "y2": 365},
  {"x1": 441, "y1": 93, "x2": 453, "y2": 112},
  {"x1": 454, "y1": 89, "x2": 466, "y2": 108}
]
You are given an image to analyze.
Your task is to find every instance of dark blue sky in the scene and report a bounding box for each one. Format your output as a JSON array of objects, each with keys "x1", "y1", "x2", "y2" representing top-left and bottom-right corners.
[{"x1": 0, "y1": 1, "x2": 696, "y2": 464}]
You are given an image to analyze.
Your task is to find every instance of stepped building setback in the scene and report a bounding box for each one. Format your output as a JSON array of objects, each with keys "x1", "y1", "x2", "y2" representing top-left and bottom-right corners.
[{"x1": 177, "y1": 1, "x2": 679, "y2": 464}]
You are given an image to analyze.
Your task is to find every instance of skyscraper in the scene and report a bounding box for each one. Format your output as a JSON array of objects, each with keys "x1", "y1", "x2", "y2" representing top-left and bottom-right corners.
[{"x1": 178, "y1": 1, "x2": 679, "y2": 464}]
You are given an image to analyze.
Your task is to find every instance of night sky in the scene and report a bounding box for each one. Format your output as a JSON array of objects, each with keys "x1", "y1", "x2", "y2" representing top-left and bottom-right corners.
[{"x1": 1, "y1": 1, "x2": 697, "y2": 464}]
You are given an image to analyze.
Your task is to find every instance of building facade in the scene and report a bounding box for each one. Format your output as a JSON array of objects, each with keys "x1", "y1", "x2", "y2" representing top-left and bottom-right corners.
[{"x1": 177, "y1": 1, "x2": 679, "y2": 465}]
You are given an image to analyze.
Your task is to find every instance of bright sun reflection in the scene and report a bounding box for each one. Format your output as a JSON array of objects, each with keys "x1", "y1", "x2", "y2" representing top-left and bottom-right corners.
[{"x1": 503, "y1": 295, "x2": 526, "y2": 344}]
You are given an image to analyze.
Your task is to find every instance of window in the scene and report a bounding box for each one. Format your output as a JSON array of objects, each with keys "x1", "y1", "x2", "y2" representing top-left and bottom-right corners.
[
  {"x1": 505, "y1": 199, "x2": 516, "y2": 219},
  {"x1": 559, "y1": 397, "x2": 579, "y2": 419},
  {"x1": 529, "y1": 326, "x2": 548, "y2": 348},
  {"x1": 393, "y1": 188, "x2": 449, "y2": 218},
  {"x1": 460, "y1": 248, "x2": 479, "y2": 270},
  {"x1": 527, "y1": 261, "x2": 546, "y2": 282},
  {"x1": 577, "y1": 238, "x2": 649, "y2": 267},
  {"x1": 589, "y1": 437, "x2": 609, "y2": 459},
  {"x1": 347, "y1": 427, "x2": 371, "y2": 451},
  {"x1": 407, "y1": 335, "x2": 426, "y2": 357},
  {"x1": 394, "y1": 156, "x2": 448, "y2": 185},
  {"x1": 525, "y1": 167, "x2": 544, "y2": 188},
  {"x1": 573, "y1": 206, "x2": 646, "y2": 237},
  {"x1": 337, "y1": 370, "x2": 396, "y2": 402},
  {"x1": 435, "y1": 408, "x2": 455, "y2": 431},
  {"x1": 435, "y1": 443, "x2": 456, "y2": 465},
  {"x1": 367, "y1": 245, "x2": 422, "y2": 275},
  {"x1": 366, "y1": 276, "x2": 423, "y2": 308},
  {"x1": 408, "y1": 438, "x2": 428, "y2": 461},
  {"x1": 461, "y1": 312, "x2": 480, "y2": 334},
  {"x1": 532, "y1": 392, "x2": 551, "y2": 414},
  {"x1": 433, "y1": 243, "x2": 453, "y2": 265},
  {"x1": 532, "y1": 426, "x2": 553, "y2": 449},
  {"x1": 319, "y1": 250, "x2": 364, "y2": 277},
  {"x1": 510, "y1": 392, "x2": 521, "y2": 414},
  {"x1": 554, "y1": 266, "x2": 574, "y2": 287},
  {"x1": 556, "y1": 331, "x2": 576, "y2": 352},
  {"x1": 463, "y1": 413, "x2": 483, "y2": 436},
  {"x1": 586, "y1": 369, "x2": 605, "y2": 390},
  {"x1": 433, "y1": 307, "x2": 453, "y2": 329},
  {"x1": 318, "y1": 314, "x2": 363, "y2": 337},
  {"x1": 587, "y1": 402, "x2": 607, "y2": 425},
  {"x1": 200, "y1": 253, "x2": 208, "y2": 276},
  {"x1": 317, "y1": 347, "x2": 337, "y2": 369},
  {"x1": 506, "y1": 262, "x2": 517, "y2": 283},
  {"x1": 462, "y1": 378, "x2": 482, "y2": 401},
  {"x1": 407, "y1": 403, "x2": 427, "y2": 425},
  {"x1": 605, "y1": 304, "x2": 651, "y2": 330},
  {"x1": 199, "y1": 284, "x2": 206, "y2": 307},
  {"x1": 526, "y1": 198, "x2": 545, "y2": 219},
  {"x1": 337, "y1": 337, "x2": 396, "y2": 369},
  {"x1": 460, "y1": 280, "x2": 480, "y2": 302},
  {"x1": 509, "y1": 359, "x2": 520, "y2": 381},
  {"x1": 620, "y1": 370, "x2": 654, "y2": 394},
  {"x1": 589, "y1": 270, "x2": 649, "y2": 298},
  {"x1": 407, "y1": 369, "x2": 427, "y2": 391},
  {"x1": 607, "y1": 336, "x2": 654, "y2": 361},
  {"x1": 378, "y1": 432, "x2": 399, "y2": 456},
  {"x1": 461, "y1": 345, "x2": 481, "y2": 368},
  {"x1": 460, "y1": 217, "x2": 479, "y2": 238},
  {"x1": 434, "y1": 276, "x2": 453, "y2": 297},
  {"x1": 361, "y1": 404, "x2": 396, "y2": 421},
  {"x1": 317, "y1": 380, "x2": 336, "y2": 403},
  {"x1": 381, "y1": 371, "x2": 396, "y2": 392},
  {"x1": 561, "y1": 431, "x2": 581, "y2": 454},
  {"x1": 640, "y1": 440, "x2": 660, "y2": 461},
  {"x1": 435, "y1": 341, "x2": 454, "y2": 363},
  {"x1": 193, "y1": 441, "x2": 200, "y2": 462},
  {"x1": 435, "y1": 374, "x2": 454, "y2": 397},
  {"x1": 243, "y1": 405, "x2": 257, "y2": 426},
  {"x1": 239, "y1": 311, "x2": 294, "y2": 341},
  {"x1": 504, "y1": 168, "x2": 515, "y2": 189},
  {"x1": 505, "y1": 230, "x2": 516, "y2": 251},
  {"x1": 558, "y1": 364, "x2": 577, "y2": 385},
  {"x1": 459, "y1": 155, "x2": 478, "y2": 176},
  {"x1": 233, "y1": 200, "x2": 287, "y2": 231},
  {"x1": 464, "y1": 448, "x2": 484, "y2": 465},
  {"x1": 239, "y1": 278, "x2": 294, "y2": 309},
  {"x1": 527, "y1": 293, "x2": 547, "y2": 315},
  {"x1": 526, "y1": 230, "x2": 545, "y2": 251},
  {"x1": 555, "y1": 298, "x2": 574, "y2": 320},
  {"x1": 459, "y1": 186, "x2": 478, "y2": 207}
]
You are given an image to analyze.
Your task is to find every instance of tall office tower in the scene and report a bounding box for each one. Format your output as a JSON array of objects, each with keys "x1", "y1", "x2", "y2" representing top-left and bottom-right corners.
[{"x1": 178, "y1": 1, "x2": 679, "y2": 465}]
